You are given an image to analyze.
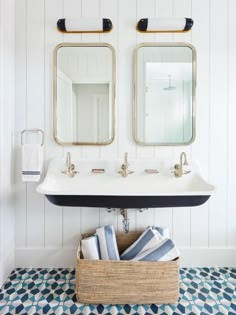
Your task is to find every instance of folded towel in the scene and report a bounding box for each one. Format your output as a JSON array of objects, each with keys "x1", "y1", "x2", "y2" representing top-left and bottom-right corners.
[
  {"x1": 81, "y1": 235, "x2": 100, "y2": 260},
  {"x1": 120, "y1": 227, "x2": 164, "y2": 260},
  {"x1": 130, "y1": 238, "x2": 180, "y2": 262},
  {"x1": 150, "y1": 226, "x2": 170, "y2": 239},
  {"x1": 96, "y1": 225, "x2": 120, "y2": 260},
  {"x1": 22, "y1": 144, "x2": 44, "y2": 182}
]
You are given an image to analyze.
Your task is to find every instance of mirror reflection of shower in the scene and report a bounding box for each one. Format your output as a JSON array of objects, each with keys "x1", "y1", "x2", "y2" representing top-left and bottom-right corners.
[{"x1": 163, "y1": 74, "x2": 176, "y2": 91}]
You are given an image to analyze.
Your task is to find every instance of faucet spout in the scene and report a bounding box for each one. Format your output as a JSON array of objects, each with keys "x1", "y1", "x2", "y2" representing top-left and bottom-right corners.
[
  {"x1": 173, "y1": 152, "x2": 190, "y2": 178},
  {"x1": 62, "y1": 152, "x2": 78, "y2": 177},
  {"x1": 118, "y1": 152, "x2": 134, "y2": 177},
  {"x1": 66, "y1": 152, "x2": 71, "y2": 167},
  {"x1": 180, "y1": 152, "x2": 188, "y2": 167},
  {"x1": 124, "y1": 152, "x2": 128, "y2": 168}
]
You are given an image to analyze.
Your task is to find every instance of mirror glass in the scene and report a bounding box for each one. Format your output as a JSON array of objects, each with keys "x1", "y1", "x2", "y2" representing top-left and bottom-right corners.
[
  {"x1": 54, "y1": 43, "x2": 115, "y2": 145},
  {"x1": 134, "y1": 43, "x2": 196, "y2": 145}
]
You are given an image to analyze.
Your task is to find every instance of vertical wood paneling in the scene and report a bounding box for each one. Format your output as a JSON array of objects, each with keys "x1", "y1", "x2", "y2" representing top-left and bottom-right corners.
[
  {"x1": 209, "y1": 0, "x2": 228, "y2": 247},
  {"x1": 80, "y1": 0, "x2": 101, "y2": 231},
  {"x1": 81, "y1": 208, "x2": 100, "y2": 234},
  {"x1": 136, "y1": 0, "x2": 155, "y2": 159},
  {"x1": 99, "y1": 0, "x2": 118, "y2": 160},
  {"x1": 44, "y1": 0, "x2": 64, "y2": 248},
  {"x1": 45, "y1": 201, "x2": 63, "y2": 248},
  {"x1": 135, "y1": 0, "x2": 156, "y2": 228},
  {"x1": 227, "y1": 0, "x2": 236, "y2": 247},
  {"x1": 154, "y1": 0, "x2": 174, "y2": 238},
  {"x1": 26, "y1": 0, "x2": 45, "y2": 247},
  {"x1": 99, "y1": 209, "x2": 118, "y2": 231},
  {"x1": 136, "y1": 209, "x2": 155, "y2": 231},
  {"x1": 172, "y1": 0, "x2": 192, "y2": 247},
  {"x1": 14, "y1": 0, "x2": 27, "y2": 248},
  {"x1": 116, "y1": 0, "x2": 137, "y2": 232},
  {"x1": 62, "y1": 0, "x2": 82, "y2": 250},
  {"x1": 81, "y1": 0, "x2": 100, "y2": 160},
  {"x1": 117, "y1": 0, "x2": 137, "y2": 159},
  {"x1": 63, "y1": 208, "x2": 81, "y2": 248},
  {"x1": 191, "y1": 0, "x2": 210, "y2": 247}
]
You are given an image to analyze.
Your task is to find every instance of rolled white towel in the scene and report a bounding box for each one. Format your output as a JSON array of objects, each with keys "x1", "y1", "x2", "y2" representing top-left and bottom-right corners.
[
  {"x1": 150, "y1": 226, "x2": 170, "y2": 239},
  {"x1": 81, "y1": 235, "x2": 100, "y2": 260},
  {"x1": 130, "y1": 238, "x2": 180, "y2": 262},
  {"x1": 96, "y1": 225, "x2": 120, "y2": 260},
  {"x1": 120, "y1": 227, "x2": 164, "y2": 260}
]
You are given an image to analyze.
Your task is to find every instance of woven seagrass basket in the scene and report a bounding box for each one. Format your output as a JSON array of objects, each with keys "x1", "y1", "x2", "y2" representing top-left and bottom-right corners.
[{"x1": 76, "y1": 231, "x2": 179, "y2": 304}]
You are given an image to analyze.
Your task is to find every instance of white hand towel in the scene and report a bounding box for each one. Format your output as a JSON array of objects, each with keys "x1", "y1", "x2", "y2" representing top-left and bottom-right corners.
[
  {"x1": 22, "y1": 144, "x2": 44, "y2": 182},
  {"x1": 96, "y1": 225, "x2": 120, "y2": 260},
  {"x1": 81, "y1": 235, "x2": 100, "y2": 260}
]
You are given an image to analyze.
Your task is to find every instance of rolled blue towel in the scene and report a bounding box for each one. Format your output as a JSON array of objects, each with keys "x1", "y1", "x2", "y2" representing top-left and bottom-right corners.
[
  {"x1": 96, "y1": 225, "x2": 120, "y2": 260},
  {"x1": 120, "y1": 227, "x2": 164, "y2": 260},
  {"x1": 130, "y1": 238, "x2": 180, "y2": 262},
  {"x1": 81, "y1": 235, "x2": 101, "y2": 260}
]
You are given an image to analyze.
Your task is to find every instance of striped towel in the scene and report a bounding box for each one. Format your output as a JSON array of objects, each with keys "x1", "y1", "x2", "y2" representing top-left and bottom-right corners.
[
  {"x1": 130, "y1": 238, "x2": 180, "y2": 262},
  {"x1": 96, "y1": 225, "x2": 120, "y2": 260},
  {"x1": 149, "y1": 226, "x2": 170, "y2": 239},
  {"x1": 120, "y1": 227, "x2": 164, "y2": 260},
  {"x1": 22, "y1": 144, "x2": 44, "y2": 182},
  {"x1": 81, "y1": 235, "x2": 100, "y2": 260}
]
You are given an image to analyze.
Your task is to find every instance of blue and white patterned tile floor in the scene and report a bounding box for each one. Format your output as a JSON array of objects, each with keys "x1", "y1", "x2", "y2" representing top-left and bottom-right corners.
[{"x1": 0, "y1": 267, "x2": 235, "y2": 315}]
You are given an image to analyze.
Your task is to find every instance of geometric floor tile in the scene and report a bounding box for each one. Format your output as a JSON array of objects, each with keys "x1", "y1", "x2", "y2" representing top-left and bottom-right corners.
[{"x1": 0, "y1": 267, "x2": 236, "y2": 315}]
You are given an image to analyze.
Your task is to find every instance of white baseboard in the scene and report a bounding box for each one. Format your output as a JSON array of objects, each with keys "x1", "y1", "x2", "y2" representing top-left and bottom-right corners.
[
  {"x1": 15, "y1": 247, "x2": 236, "y2": 268},
  {"x1": 15, "y1": 248, "x2": 77, "y2": 268},
  {"x1": 0, "y1": 247, "x2": 14, "y2": 286},
  {"x1": 179, "y1": 247, "x2": 236, "y2": 267}
]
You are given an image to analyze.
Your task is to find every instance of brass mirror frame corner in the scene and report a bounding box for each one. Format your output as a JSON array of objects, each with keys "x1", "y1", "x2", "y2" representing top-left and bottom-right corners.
[
  {"x1": 53, "y1": 42, "x2": 116, "y2": 146},
  {"x1": 133, "y1": 42, "x2": 197, "y2": 146}
]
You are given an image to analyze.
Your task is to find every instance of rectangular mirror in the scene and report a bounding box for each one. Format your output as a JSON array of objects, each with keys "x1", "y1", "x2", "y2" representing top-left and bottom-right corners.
[
  {"x1": 54, "y1": 43, "x2": 115, "y2": 145},
  {"x1": 133, "y1": 43, "x2": 196, "y2": 146}
]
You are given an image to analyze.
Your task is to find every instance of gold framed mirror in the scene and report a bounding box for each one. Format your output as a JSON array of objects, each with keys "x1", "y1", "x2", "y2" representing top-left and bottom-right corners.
[
  {"x1": 54, "y1": 43, "x2": 115, "y2": 145},
  {"x1": 133, "y1": 42, "x2": 196, "y2": 146}
]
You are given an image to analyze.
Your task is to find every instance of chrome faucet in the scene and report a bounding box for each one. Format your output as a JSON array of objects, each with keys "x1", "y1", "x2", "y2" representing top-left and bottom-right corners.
[
  {"x1": 118, "y1": 152, "x2": 134, "y2": 177},
  {"x1": 173, "y1": 152, "x2": 190, "y2": 178},
  {"x1": 62, "y1": 152, "x2": 78, "y2": 177}
]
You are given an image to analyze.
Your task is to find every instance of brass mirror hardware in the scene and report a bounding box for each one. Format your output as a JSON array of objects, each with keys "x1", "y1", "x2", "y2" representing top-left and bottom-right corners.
[
  {"x1": 133, "y1": 42, "x2": 196, "y2": 146},
  {"x1": 62, "y1": 152, "x2": 78, "y2": 177},
  {"x1": 54, "y1": 43, "x2": 116, "y2": 146},
  {"x1": 173, "y1": 152, "x2": 191, "y2": 178},
  {"x1": 117, "y1": 152, "x2": 134, "y2": 177}
]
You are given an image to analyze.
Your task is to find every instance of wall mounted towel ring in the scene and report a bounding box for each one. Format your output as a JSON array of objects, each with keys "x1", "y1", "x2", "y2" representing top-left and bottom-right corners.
[{"x1": 21, "y1": 129, "x2": 45, "y2": 146}]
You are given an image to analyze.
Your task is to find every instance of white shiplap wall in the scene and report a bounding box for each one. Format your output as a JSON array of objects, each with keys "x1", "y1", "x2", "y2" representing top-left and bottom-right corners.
[
  {"x1": 14, "y1": 0, "x2": 236, "y2": 267},
  {"x1": 0, "y1": 0, "x2": 14, "y2": 285}
]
